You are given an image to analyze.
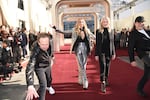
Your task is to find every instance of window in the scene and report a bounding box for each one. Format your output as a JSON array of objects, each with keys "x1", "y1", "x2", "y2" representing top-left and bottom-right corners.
[
  {"x1": 18, "y1": 0, "x2": 24, "y2": 10},
  {"x1": 19, "y1": 20, "x2": 25, "y2": 29}
]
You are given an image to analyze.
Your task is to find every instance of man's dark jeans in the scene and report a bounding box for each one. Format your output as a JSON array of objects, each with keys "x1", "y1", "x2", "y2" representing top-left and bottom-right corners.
[
  {"x1": 137, "y1": 53, "x2": 150, "y2": 91},
  {"x1": 35, "y1": 66, "x2": 52, "y2": 100}
]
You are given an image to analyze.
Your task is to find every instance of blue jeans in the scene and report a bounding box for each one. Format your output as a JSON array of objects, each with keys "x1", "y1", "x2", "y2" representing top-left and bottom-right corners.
[
  {"x1": 21, "y1": 45, "x2": 27, "y2": 58},
  {"x1": 35, "y1": 66, "x2": 52, "y2": 100}
]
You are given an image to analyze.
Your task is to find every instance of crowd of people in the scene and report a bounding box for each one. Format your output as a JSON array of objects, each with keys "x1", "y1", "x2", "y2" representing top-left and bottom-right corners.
[
  {"x1": 0, "y1": 25, "x2": 30, "y2": 80},
  {"x1": 25, "y1": 16, "x2": 149, "y2": 100},
  {"x1": 0, "y1": 15, "x2": 149, "y2": 100},
  {"x1": 0, "y1": 24, "x2": 55, "y2": 81},
  {"x1": 114, "y1": 25, "x2": 150, "y2": 49}
]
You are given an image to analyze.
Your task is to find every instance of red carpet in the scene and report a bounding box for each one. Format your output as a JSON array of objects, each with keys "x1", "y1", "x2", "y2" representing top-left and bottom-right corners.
[
  {"x1": 115, "y1": 47, "x2": 138, "y2": 57},
  {"x1": 116, "y1": 48, "x2": 129, "y2": 56},
  {"x1": 38, "y1": 45, "x2": 150, "y2": 100}
]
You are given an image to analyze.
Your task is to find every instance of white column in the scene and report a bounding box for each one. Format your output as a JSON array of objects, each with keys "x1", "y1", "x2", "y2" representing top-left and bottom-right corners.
[{"x1": 0, "y1": 0, "x2": 18, "y2": 27}]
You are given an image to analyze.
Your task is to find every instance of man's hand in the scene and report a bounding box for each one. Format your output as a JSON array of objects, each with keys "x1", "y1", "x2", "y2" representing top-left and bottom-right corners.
[
  {"x1": 111, "y1": 55, "x2": 116, "y2": 60},
  {"x1": 49, "y1": 24, "x2": 56, "y2": 30},
  {"x1": 26, "y1": 85, "x2": 39, "y2": 100}
]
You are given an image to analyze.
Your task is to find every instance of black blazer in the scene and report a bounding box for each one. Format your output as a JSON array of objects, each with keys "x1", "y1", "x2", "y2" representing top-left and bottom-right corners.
[
  {"x1": 95, "y1": 29, "x2": 115, "y2": 57},
  {"x1": 128, "y1": 29, "x2": 150, "y2": 62}
]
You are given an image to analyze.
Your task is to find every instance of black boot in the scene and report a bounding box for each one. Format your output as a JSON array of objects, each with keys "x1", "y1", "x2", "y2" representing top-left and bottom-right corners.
[
  {"x1": 101, "y1": 81, "x2": 106, "y2": 93},
  {"x1": 105, "y1": 78, "x2": 109, "y2": 86},
  {"x1": 137, "y1": 88, "x2": 148, "y2": 97}
]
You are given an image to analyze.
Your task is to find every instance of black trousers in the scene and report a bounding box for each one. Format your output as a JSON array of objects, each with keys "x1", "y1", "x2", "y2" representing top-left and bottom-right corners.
[
  {"x1": 137, "y1": 54, "x2": 150, "y2": 91},
  {"x1": 98, "y1": 54, "x2": 111, "y2": 82},
  {"x1": 12, "y1": 46, "x2": 21, "y2": 63}
]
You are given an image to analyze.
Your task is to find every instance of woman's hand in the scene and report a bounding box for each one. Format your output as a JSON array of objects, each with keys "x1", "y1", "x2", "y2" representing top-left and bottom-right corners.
[
  {"x1": 95, "y1": 56, "x2": 99, "y2": 61},
  {"x1": 111, "y1": 55, "x2": 116, "y2": 60},
  {"x1": 131, "y1": 61, "x2": 137, "y2": 67},
  {"x1": 26, "y1": 86, "x2": 39, "y2": 100}
]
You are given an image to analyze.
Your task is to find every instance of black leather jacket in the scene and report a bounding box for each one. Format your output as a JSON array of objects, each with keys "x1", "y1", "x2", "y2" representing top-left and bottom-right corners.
[{"x1": 26, "y1": 41, "x2": 52, "y2": 86}]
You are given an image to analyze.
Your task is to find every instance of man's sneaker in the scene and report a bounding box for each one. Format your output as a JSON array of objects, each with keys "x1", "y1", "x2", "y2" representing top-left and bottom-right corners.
[{"x1": 47, "y1": 87, "x2": 55, "y2": 95}]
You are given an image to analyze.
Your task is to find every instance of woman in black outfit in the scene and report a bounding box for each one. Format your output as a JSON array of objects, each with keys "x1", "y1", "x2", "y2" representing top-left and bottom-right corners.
[
  {"x1": 95, "y1": 16, "x2": 116, "y2": 93},
  {"x1": 128, "y1": 16, "x2": 150, "y2": 97}
]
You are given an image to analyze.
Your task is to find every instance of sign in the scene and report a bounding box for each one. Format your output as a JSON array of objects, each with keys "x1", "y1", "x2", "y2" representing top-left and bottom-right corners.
[{"x1": 63, "y1": 7, "x2": 100, "y2": 13}]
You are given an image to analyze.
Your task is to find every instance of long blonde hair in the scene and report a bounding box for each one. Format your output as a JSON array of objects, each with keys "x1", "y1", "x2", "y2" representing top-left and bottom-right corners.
[
  {"x1": 74, "y1": 18, "x2": 90, "y2": 35},
  {"x1": 99, "y1": 16, "x2": 111, "y2": 33}
]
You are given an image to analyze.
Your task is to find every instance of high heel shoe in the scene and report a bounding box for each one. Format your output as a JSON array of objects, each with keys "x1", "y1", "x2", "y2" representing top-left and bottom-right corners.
[
  {"x1": 105, "y1": 78, "x2": 109, "y2": 86},
  {"x1": 101, "y1": 81, "x2": 106, "y2": 93},
  {"x1": 83, "y1": 80, "x2": 88, "y2": 90}
]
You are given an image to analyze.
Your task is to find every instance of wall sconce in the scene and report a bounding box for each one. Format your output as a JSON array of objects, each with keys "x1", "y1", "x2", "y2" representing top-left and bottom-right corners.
[{"x1": 46, "y1": 4, "x2": 52, "y2": 10}]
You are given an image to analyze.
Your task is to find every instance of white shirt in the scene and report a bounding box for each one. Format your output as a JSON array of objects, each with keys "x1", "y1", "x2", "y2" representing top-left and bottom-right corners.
[{"x1": 138, "y1": 29, "x2": 150, "y2": 39}]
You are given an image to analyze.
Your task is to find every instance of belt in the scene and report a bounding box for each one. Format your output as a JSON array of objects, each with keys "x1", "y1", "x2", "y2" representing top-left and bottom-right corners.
[
  {"x1": 145, "y1": 51, "x2": 150, "y2": 57},
  {"x1": 145, "y1": 51, "x2": 150, "y2": 55}
]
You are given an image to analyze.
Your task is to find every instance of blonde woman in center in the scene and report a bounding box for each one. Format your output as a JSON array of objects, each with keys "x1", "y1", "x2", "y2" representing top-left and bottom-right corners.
[
  {"x1": 95, "y1": 16, "x2": 116, "y2": 93},
  {"x1": 70, "y1": 18, "x2": 94, "y2": 89}
]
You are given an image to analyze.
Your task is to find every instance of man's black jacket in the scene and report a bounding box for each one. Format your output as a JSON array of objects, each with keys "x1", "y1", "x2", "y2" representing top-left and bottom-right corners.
[{"x1": 26, "y1": 41, "x2": 52, "y2": 86}]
